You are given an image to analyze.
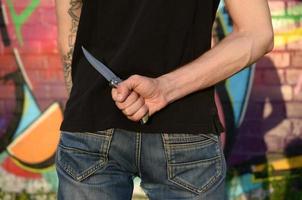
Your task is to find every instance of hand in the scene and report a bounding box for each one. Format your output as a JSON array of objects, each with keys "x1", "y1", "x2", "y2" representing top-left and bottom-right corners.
[
  {"x1": 111, "y1": 75, "x2": 168, "y2": 122},
  {"x1": 294, "y1": 74, "x2": 302, "y2": 96}
]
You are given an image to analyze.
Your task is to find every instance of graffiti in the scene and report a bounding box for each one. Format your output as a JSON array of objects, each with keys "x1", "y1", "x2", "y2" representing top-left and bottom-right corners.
[
  {"x1": 214, "y1": 1, "x2": 256, "y2": 159},
  {"x1": 6, "y1": 0, "x2": 40, "y2": 45},
  {"x1": 0, "y1": 0, "x2": 10, "y2": 46},
  {"x1": 214, "y1": 0, "x2": 302, "y2": 199},
  {"x1": 0, "y1": 0, "x2": 63, "y2": 196}
]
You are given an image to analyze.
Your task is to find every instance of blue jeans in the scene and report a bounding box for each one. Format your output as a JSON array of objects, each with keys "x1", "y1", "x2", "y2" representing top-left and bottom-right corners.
[{"x1": 55, "y1": 128, "x2": 226, "y2": 200}]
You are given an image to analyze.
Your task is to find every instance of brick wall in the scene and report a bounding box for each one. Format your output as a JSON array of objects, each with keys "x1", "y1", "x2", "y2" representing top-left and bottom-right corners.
[{"x1": 229, "y1": 0, "x2": 302, "y2": 160}]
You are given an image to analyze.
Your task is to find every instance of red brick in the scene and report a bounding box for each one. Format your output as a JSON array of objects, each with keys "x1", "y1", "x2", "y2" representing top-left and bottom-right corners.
[
  {"x1": 291, "y1": 51, "x2": 302, "y2": 67},
  {"x1": 253, "y1": 68, "x2": 285, "y2": 85},
  {"x1": 32, "y1": 85, "x2": 51, "y2": 99},
  {"x1": 291, "y1": 119, "x2": 302, "y2": 137},
  {"x1": 18, "y1": 40, "x2": 42, "y2": 54},
  {"x1": 257, "y1": 52, "x2": 290, "y2": 68},
  {"x1": 0, "y1": 55, "x2": 17, "y2": 70},
  {"x1": 265, "y1": 69, "x2": 285, "y2": 85},
  {"x1": 269, "y1": 1, "x2": 286, "y2": 16},
  {"x1": 46, "y1": 55, "x2": 63, "y2": 69},
  {"x1": 272, "y1": 35, "x2": 287, "y2": 51},
  {"x1": 38, "y1": 7, "x2": 57, "y2": 25},
  {"x1": 22, "y1": 55, "x2": 46, "y2": 70},
  {"x1": 287, "y1": 39, "x2": 302, "y2": 51},
  {"x1": 272, "y1": 18, "x2": 297, "y2": 33},
  {"x1": 252, "y1": 85, "x2": 293, "y2": 102},
  {"x1": 31, "y1": 69, "x2": 61, "y2": 83},
  {"x1": 0, "y1": 84, "x2": 15, "y2": 98},
  {"x1": 265, "y1": 135, "x2": 285, "y2": 153},
  {"x1": 287, "y1": 2, "x2": 302, "y2": 16},
  {"x1": 263, "y1": 101, "x2": 287, "y2": 119},
  {"x1": 39, "y1": 0, "x2": 55, "y2": 7},
  {"x1": 3, "y1": 100, "x2": 17, "y2": 113},
  {"x1": 0, "y1": 43, "x2": 4, "y2": 55},
  {"x1": 49, "y1": 84, "x2": 68, "y2": 99},
  {"x1": 264, "y1": 119, "x2": 291, "y2": 138},
  {"x1": 40, "y1": 40, "x2": 59, "y2": 54},
  {"x1": 293, "y1": 90, "x2": 302, "y2": 101},
  {"x1": 286, "y1": 102, "x2": 302, "y2": 118},
  {"x1": 286, "y1": 69, "x2": 302, "y2": 85}
]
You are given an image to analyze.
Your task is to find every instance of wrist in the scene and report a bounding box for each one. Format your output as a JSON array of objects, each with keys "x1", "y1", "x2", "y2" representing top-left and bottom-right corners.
[{"x1": 156, "y1": 74, "x2": 179, "y2": 105}]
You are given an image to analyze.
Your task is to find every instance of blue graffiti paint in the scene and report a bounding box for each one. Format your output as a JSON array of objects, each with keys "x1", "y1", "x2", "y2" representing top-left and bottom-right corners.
[
  {"x1": 227, "y1": 173, "x2": 263, "y2": 198},
  {"x1": 217, "y1": 1, "x2": 254, "y2": 127},
  {"x1": 13, "y1": 85, "x2": 41, "y2": 138}
]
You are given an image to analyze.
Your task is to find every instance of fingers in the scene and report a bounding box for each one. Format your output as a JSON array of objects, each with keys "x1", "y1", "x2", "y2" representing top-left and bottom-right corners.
[
  {"x1": 122, "y1": 96, "x2": 145, "y2": 116},
  {"x1": 126, "y1": 104, "x2": 149, "y2": 122},
  {"x1": 115, "y1": 91, "x2": 139, "y2": 110},
  {"x1": 110, "y1": 75, "x2": 154, "y2": 122},
  {"x1": 112, "y1": 88, "x2": 149, "y2": 121},
  {"x1": 111, "y1": 84, "x2": 131, "y2": 102}
]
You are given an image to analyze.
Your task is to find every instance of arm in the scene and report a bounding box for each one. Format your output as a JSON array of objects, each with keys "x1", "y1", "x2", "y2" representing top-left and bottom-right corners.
[
  {"x1": 55, "y1": 0, "x2": 83, "y2": 95},
  {"x1": 159, "y1": 0, "x2": 274, "y2": 104},
  {"x1": 111, "y1": 0, "x2": 274, "y2": 122}
]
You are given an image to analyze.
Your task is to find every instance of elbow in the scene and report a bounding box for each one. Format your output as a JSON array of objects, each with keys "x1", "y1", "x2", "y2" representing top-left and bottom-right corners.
[
  {"x1": 236, "y1": 27, "x2": 274, "y2": 54},
  {"x1": 264, "y1": 30, "x2": 274, "y2": 53},
  {"x1": 251, "y1": 29, "x2": 274, "y2": 56}
]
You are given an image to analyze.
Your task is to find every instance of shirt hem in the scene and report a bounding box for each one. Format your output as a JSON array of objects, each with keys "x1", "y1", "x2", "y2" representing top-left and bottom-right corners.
[{"x1": 60, "y1": 119, "x2": 225, "y2": 136}]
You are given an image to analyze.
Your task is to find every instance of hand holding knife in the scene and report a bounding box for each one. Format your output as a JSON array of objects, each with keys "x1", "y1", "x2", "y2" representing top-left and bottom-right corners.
[{"x1": 82, "y1": 46, "x2": 149, "y2": 124}]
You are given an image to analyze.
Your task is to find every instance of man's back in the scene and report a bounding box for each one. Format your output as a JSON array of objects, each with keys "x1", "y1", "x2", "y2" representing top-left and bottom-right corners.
[{"x1": 60, "y1": 0, "x2": 224, "y2": 134}]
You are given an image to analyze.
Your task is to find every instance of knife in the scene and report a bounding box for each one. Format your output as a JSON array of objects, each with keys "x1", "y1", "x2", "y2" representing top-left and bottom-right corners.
[{"x1": 82, "y1": 46, "x2": 149, "y2": 124}]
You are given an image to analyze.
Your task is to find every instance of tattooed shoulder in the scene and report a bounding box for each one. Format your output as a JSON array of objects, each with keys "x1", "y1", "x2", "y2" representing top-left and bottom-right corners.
[{"x1": 68, "y1": 0, "x2": 82, "y2": 47}]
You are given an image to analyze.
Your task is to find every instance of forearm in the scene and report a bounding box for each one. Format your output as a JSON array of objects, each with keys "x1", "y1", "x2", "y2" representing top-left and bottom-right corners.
[
  {"x1": 111, "y1": 0, "x2": 275, "y2": 122},
  {"x1": 158, "y1": 30, "x2": 274, "y2": 104},
  {"x1": 55, "y1": 0, "x2": 82, "y2": 95}
]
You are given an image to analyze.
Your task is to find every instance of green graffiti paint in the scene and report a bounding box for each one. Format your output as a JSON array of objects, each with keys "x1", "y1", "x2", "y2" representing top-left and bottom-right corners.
[{"x1": 5, "y1": 0, "x2": 40, "y2": 45}]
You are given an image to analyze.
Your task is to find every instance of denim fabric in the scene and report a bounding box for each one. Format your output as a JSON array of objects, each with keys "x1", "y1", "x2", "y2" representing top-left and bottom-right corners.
[{"x1": 55, "y1": 128, "x2": 226, "y2": 200}]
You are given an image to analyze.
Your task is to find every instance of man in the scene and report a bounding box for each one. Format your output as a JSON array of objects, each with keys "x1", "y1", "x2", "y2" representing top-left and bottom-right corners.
[{"x1": 55, "y1": 0, "x2": 274, "y2": 199}]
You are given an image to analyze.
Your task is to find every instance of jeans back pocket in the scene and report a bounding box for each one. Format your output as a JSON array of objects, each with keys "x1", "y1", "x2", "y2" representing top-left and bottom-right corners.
[
  {"x1": 55, "y1": 129, "x2": 114, "y2": 182},
  {"x1": 161, "y1": 133, "x2": 226, "y2": 195}
]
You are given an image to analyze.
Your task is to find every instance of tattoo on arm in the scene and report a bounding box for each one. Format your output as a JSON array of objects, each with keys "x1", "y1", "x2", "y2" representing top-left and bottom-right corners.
[
  {"x1": 63, "y1": 49, "x2": 74, "y2": 94},
  {"x1": 62, "y1": 0, "x2": 82, "y2": 94}
]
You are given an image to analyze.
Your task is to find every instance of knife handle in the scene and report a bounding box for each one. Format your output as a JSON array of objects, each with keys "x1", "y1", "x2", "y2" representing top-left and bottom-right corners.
[{"x1": 140, "y1": 114, "x2": 149, "y2": 124}]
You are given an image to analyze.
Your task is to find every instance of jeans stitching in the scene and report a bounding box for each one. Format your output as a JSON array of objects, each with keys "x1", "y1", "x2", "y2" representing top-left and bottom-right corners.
[
  {"x1": 162, "y1": 133, "x2": 224, "y2": 195},
  {"x1": 57, "y1": 128, "x2": 114, "y2": 182},
  {"x1": 57, "y1": 148, "x2": 106, "y2": 182},
  {"x1": 58, "y1": 144, "x2": 104, "y2": 156},
  {"x1": 61, "y1": 129, "x2": 113, "y2": 138},
  {"x1": 169, "y1": 158, "x2": 222, "y2": 194},
  {"x1": 136, "y1": 132, "x2": 142, "y2": 177},
  {"x1": 199, "y1": 138, "x2": 226, "y2": 194},
  {"x1": 103, "y1": 128, "x2": 114, "y2": 161},
  {"x1": 161, "y1": 133, "x2": 172, "y2": 179},
  {"x1": 196, "y1": 140, "x2": 226, "y2": 199},
  {"x1": 168, "y1": 155, "x2": 221, "y2": 166},
  {"x1": 164, "y1": 133, "x2": 218, "y2": 143},
  {"x1": 167, "y1": 140, "x2": 216, "y2": 149}
]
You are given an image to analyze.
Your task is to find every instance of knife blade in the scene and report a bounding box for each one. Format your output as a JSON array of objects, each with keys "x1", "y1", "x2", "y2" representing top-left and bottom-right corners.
[{"x1": 82, "y1": 46, "x2": 149, "y2": 124}]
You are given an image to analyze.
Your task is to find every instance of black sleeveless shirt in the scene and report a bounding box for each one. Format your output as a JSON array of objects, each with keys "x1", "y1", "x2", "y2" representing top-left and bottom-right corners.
[{"x1": 60, "y1": 0, "x2": 225, "y2": 135}]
